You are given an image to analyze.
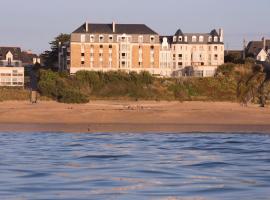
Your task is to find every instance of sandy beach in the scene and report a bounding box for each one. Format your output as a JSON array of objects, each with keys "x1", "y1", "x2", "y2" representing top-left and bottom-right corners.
[{"x1": 0, "y1": 100, "x2": 270, "y2": 133}]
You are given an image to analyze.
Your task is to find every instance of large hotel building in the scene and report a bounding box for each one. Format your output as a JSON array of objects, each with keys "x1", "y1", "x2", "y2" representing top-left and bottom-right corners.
[{"x1": 59, "y1": 22, "x2": 224, "y2": 77}]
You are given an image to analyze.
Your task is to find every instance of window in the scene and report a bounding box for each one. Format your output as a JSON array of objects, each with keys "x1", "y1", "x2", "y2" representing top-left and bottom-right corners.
[
  {"x1": 178, "y1": 62, "x2": 183, "y2": 67},
  {"x1": 81, "y1": 35, "x2": 86, "y2": 43},
  {"x1": 184, "y1": 36, "x2": 188, "y2": 42},
  {"x1": 199, "y1": 36, "x2": 204, "y2": 42},
  {"x1": 100, "y1": 45, "x2": 103, "y2": 49},
  {"x1": 81, "y1": 53, "x2": 85, "y2": 57},
  {"x1": 109, "y1": 44, "x2": 112, "y2": 49},
  {"x1": 150, "y1": 36, "x2": 155, "y2": 43},
  {"x1": 214, "y1": 54, "x2": 218, "y2": 60},
  {"x1": 99, "y1": 35, "x2": 104, "y2": 42},
  {"x1": 173, "y1": 36, "x2": 176, "y2": 42},
  {"x1": 81, "y1": 61, "x2": 85, "y2": 65},
  {"x1": 178, "y1": 36, "x2": 182, "y2": 42},
  {"x1": 192, "y1": 36, "x2": 197, "y2": 42},
  {"x1": 109, "y1": 35, "x2": 113, "y2": 42},
  {"x1": 214, "y1": 46, "x2": 218, "y2": 51},
  {"x1": 90, "y1": 35, "x2": 95, "y2": 42},
  {"x1": 208, "y1": 36, "x2": 212, "y2": 42},
  {"x1": 214, "y1": 36, "x2": 218, "y2": 42},
  {"x1": 150, "y1": 45, "x2": 154, "y2": 50},
  {"x1": 178, "y1": 54, "x2": 183, "y2": 60},
  {"x1": 138, "y1": 35, "x2": 143, "y2": 43}
]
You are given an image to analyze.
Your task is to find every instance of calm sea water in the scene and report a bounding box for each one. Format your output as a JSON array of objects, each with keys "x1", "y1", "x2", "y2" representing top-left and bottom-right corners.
[{"x1": 0, "y1": 132, "x2": 270, "y2": 200}]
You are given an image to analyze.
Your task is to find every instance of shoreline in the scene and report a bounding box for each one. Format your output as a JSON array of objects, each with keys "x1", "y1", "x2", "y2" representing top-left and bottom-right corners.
[
  {"x1": 1, "y1": 122, "x2": 270, "y2": 134},
  {"x1": 0, "y1": 100, "x2": 270, "y2": 134}
]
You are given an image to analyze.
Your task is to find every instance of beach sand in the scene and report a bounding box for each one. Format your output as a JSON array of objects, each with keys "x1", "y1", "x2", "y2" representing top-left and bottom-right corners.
[{"x1": 0, "y1": 100, "x2": 270, "y2": 133}]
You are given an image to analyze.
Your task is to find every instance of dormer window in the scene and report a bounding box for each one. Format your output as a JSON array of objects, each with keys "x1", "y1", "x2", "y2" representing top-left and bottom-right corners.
[
  {"x1": 192, "y1": 36, "x2": 197, "y2": 42},
  {"x1": 99, "y1": 35, "x2": 104, "y2": 42},
  {"x1": 173, "y1": 36, "x2": 177, "y2": 42},
  {"x1": 178, "y1": 36, "x2": 182, "y2": 42},
  {"x1": 109, "y1": 35, "x2": 113, "y2": 42},
  {"x1": 184, "y1": 36, "x2": 188, "y2": 42},
  {"x1": 214, "y1": 36, "x2": 218, "y2": 42},
  {"x1": 81, "y1": 34, "x2": 86, "y2": 43},
  {"x1": 199, "y1": 36, "x2": 204, "y2": 42},
  {"x1": 138, "y1": 35, "x2": 143, "y2": 43},
  {"x1": 150, "y1": 36, "x2": 155, "y2": 43},
  {"x1": 90, "y1": 35, "x2": 95, "y2": 42},
  {"x1": 208, "y1": 36, "x2": 212, "y2": 42}
]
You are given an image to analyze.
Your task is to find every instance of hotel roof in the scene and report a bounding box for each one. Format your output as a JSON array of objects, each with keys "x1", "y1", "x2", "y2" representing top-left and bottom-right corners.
[{"x1": 73, "y1": 23, "x2": 158, "y2": 35}]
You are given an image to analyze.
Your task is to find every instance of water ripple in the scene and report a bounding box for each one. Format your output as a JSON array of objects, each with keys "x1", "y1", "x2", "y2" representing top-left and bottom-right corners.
[{"x1": 0, "y1": 132, "x2": 270, "y2": 200}]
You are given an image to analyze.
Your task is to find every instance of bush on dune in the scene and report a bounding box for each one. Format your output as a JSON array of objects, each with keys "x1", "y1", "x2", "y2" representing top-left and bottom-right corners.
[{"x1": 36, "y1": 64, "x2": 270, "y2": 106}]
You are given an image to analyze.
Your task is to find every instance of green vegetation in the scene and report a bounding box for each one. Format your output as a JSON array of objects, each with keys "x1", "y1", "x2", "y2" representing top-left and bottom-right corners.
[
  {"x1": 41, "y1": 33, "x2": 70, "y2": 69},
  {"x1": 3, "y1": 63, "x2": 270, "y2": 106},
  {"x1": 37, "y1": 67, "x2": 239, "y2": 104}
]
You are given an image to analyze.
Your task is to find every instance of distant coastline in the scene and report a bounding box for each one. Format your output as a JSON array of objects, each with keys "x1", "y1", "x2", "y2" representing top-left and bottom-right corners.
[{"x1": 0, "y1": 100, "x2": 269, "y2": 133}]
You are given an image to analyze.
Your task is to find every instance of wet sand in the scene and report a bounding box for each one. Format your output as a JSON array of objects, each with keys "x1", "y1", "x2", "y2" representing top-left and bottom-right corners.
[{"x1": 0, "y1": 101, "x2": 270, "y2": 133}]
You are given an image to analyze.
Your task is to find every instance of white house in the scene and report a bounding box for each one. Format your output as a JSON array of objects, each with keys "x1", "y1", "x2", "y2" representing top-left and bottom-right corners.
[{"x1": 0, "y1": 47, "x2": 24, "y2": 87}]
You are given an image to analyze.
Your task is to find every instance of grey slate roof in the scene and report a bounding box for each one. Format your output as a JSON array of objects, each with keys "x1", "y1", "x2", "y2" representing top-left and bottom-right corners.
[
  {"x1": 170, "y1": 29, "x2": 223, "y2": 44},
  {"x1": 73, "y1": 23, "x2": 158, "y2": 35},
  {"x1": 246, "y1": 40, "x2": 270, "y2": 56},
  {"x1": 174, "y1": 29, "x2": 184, "y2": 36},
  {"x1": 0, "y1": 47, "x2": 22, "y2": 61}
]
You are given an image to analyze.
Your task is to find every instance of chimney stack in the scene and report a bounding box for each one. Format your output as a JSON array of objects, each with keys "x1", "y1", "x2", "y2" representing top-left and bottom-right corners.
[
  {"x1": 262, "y1": 37, "x2": 266, "y2": 50},
  {"x1": 85, "y1": 21, "x2": 88, "y2": 32},
  {"x1": 219, "y1": 28, "x2": 224, "y2": 42},
  {"x1": 112, "y1": 21, "x2": 116, "y2": 33}
]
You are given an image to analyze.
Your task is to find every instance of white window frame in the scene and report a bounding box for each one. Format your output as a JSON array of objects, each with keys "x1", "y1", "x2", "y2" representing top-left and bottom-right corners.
[
  {"x1": 109, "y1": 35, "x2": 113, "y2": 43},
  {"x1": 199, "y1": 36, "x2": 204, "y2": 42},
  {"x1": 99, "y1": 35, "x2": 104, "y2": 43},
  {"x1": 81, "y1": 34, "x2": 86, "y2": 43},
  {"x1": 90, "y1": 35, "x2": 95, "y2": 43},
  {"x1": 150, "y1": 35, "x2": 155, "y2": 43},
  {"x1": 138, "y1": 35, "x2": 143, "y2": 43},
  {"x1": 192, "y1": 36, "x2": 197, "y2": 42}
]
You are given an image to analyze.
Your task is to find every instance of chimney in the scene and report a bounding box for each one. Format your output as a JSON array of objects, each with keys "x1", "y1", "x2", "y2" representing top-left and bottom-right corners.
[
  {"x1": 85, "y1": 21, "x2": 88, "y2": 32},
  {"x1": 219, "y1": 28, "x2": 224, "y2": 42},
  {"x1": 262, "y1": 37, "x2": 266, "y2": 50},
  {"x1": 112, "y1": 21, "x2": 116, "y2": 33}
]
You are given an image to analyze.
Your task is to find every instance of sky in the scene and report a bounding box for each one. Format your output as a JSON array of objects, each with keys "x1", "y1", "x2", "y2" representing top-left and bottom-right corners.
[{"x1": 0, "y1": 0, "x2": 269, "y2": 54}]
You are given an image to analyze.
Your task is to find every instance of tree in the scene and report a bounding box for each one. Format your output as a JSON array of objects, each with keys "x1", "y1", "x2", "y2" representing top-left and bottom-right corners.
[{"x1": 41, "y1": 33, "x2": 70, "y2": 69}]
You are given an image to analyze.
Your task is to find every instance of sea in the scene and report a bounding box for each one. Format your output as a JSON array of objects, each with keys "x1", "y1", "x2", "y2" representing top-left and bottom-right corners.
[{"x1": 0, "y1": 132, "x2": 270, "y2": 200}]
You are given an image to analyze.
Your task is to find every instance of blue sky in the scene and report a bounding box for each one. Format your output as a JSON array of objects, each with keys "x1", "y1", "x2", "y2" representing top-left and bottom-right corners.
[{"x1": 0, "y1": 0, "x2": 269, "y2": 54}]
